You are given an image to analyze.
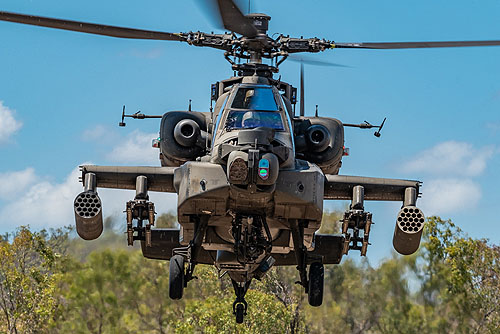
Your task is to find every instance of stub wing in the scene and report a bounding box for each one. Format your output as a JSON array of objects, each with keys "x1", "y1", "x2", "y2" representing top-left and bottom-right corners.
[
  {"x1": 324, "y1": 174, "x2": 421, "y2": 201},
  {"x1": 80, "y1": 165, "x2": 176, "y2": 193},
  {"x1": 324, "y1": 174, "x2": 425, "y2": 256}
]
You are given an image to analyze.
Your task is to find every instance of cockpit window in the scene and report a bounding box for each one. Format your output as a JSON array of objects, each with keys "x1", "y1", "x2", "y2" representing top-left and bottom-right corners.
[
  {"x1": 225, "y1": 111, "x2": 284, "y2": 131},
  {"x1": 231, "y1": 87, "x2": 279, "y2": 111}
]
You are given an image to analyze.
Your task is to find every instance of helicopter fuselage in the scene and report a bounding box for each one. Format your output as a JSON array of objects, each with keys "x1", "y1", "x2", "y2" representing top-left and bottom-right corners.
[
  {"x1": 160, "y1": 75, "x2": 345, "y2": 281},
  {"x1": 5, "y1": 0, "x2": 498, "y2": 322}
]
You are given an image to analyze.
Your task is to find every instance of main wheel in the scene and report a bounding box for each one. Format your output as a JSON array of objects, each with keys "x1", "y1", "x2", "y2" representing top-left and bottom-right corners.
[
  {"x1": 235, "y1": 303, "x2": 245, "y2": 324},
  {"x1": 169, "y1": 255, "x2": 185, "y2": 300},
  {"x1": 308, "y1": 262, "x2": 324, "y2": 307}
]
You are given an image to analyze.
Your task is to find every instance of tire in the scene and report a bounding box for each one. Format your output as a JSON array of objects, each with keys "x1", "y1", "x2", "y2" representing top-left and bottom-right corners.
[
  {"x1": 308, "y1": 262, "x2": 324, "y2": 307},
  {"x1": 235, "y1": 303, "x2": 245, "y2": 324},
  {"x1": 169, "y1": 255, "x2": 185, "y2": 300}
]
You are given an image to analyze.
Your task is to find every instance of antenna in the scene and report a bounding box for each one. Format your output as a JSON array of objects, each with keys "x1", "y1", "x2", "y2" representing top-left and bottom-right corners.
[
  {"x1": 315, "y1": 104, "x2": 318, "y2": 117},
  {"x1": 188, "y1": 99, "x2": 192, "y2": 111},
  {"x1": 343, "y1": 117, "x2": 387, "y2": 138},
  {"x1": 374, "y1": 117, "x2": 387, "y2": 137},
  {"x1": 300, "y1": 63, "x2": 304, "y2": 117},
  {"x1": 119, "y1": 105, "x2": 126, "y2": 127},
  {"x1": 118, "y1": 105, "x2": 162, "y2": 127}
]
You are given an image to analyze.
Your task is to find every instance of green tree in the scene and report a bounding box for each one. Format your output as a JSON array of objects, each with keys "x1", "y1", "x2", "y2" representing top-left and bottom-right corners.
[
  {"x1": 156, "y1": 212, "x2": 178, "y2": 228},
  {"x1": 0, "y1": 227, "x2": 60, "y2": 334},
  {"x1": 3, "y1": 214, "x2": 498, "y2": 334},
  {"x1": 55, "y1": 250, "x2": 139, "y2": 334},
  {"x1": 174, "y1": 266, "x2": 296, "y2": 334},
  {"x1": 425, "y1": 217, "x2": 500, "y2": 333},
  {"x1": 127, "y1": 254, "x2": 183, "y2": 334}
]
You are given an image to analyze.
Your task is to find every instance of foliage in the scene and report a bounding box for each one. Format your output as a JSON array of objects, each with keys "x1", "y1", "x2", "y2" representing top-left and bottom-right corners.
[
  {"x1": 424, "y1": 217, "x2": 500, "y2": 333},
  {"x1": 1, "y1": 215, "x2": 499, "y2": 334},
  {"x1": 175, "y1": 269, "x2": 296, "y2": 334},
  {"x1": 156, "y1": 212, "x2": 178, "y2": 229},
  {"x1": 0, "y1": 227, "x2": 60, "y2": 334},
  {"x1": 318, "y1": 209, "x2": 342, "y2": 234}
]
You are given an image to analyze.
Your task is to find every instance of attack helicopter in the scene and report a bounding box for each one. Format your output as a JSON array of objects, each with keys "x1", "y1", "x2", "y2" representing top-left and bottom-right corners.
[{"x1": 2, "y1": 0, "x2": 500, "y2": 323}]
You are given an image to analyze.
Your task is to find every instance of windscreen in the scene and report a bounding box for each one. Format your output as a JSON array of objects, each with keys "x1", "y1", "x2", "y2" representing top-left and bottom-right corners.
[
  {"x1": 231, "y1": 87, "x2": 279, "y2": 111},
  {"x1": 225, "y1": 110, "x2": 284, "y2": 130}
]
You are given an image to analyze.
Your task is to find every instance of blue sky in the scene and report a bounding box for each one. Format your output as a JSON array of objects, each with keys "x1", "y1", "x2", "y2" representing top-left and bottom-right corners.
[{"x1": 0, "y1": 0, "x2": 499, "y2": 263}]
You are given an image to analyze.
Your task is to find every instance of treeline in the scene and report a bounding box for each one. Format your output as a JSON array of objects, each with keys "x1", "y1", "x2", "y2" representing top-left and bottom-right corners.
[{"x1": 0, "y1": 213, "x2": 498, "y2": 334}]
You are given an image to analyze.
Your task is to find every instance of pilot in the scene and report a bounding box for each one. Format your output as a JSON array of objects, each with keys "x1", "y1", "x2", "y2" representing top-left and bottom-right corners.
[
  {"x1": 241, "y1": 111, "x2": 261, "y2": 128},
  {"x1": 243, "y1": 89, "x2": 255, "y2": 109}
]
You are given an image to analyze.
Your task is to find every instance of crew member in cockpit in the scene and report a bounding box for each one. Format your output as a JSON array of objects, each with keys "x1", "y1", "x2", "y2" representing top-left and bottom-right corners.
[
  {"x1": 241, "y1": 111, "x2": 261, "y2": 128},
  {"x1": 243, "y1": 90, "x2": 255, "y2": 109}
]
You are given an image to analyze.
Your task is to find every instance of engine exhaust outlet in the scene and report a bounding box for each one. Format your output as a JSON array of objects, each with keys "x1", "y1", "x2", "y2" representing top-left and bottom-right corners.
[
  {"x1": 392, "y1": 206, "x2": 425, "y2": 255},
  {"x1": 173, "y1": 119, "x2": 200, "y2": 147}
]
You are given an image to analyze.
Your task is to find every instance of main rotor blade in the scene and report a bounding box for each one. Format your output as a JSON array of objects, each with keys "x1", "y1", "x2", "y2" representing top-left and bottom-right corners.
[
  {"x1": 213, "y1": 0, "x2": 258, "y2": 37},
  {"x1": 334, "y1": 40, "x2": 500, "y2": 49},
  {"x1": 0, "y1": 11, "x2": 184, "y2": 41},
  {"x1": 288, "y1": 55, "x2": 349, "y2": 68}
]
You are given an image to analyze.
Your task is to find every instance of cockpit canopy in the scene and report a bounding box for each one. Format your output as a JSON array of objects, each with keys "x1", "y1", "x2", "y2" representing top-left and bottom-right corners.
[
  {"x1": 224, "y1": 86, "x2": 285, "y2": 131},
  {"x1": 225, "y1": 110, "x2": 284, "y2": 130},
  {"x1": 231, "y1": 87, "x2": 279, "y2": 111}
]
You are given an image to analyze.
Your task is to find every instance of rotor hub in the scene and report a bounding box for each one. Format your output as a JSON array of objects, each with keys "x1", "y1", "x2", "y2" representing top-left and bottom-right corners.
[
  {"x1": 233, "y1": 63, "x2": 277, "y2": 78},
  {"x1": 245, "y1": 13, "x2": 271, "y2": 34}
]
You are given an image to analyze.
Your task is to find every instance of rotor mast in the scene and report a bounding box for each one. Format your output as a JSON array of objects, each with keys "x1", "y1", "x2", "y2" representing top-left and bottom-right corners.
[{"x1": 245, "y1": 13, "x2": 270, "y2": 66}]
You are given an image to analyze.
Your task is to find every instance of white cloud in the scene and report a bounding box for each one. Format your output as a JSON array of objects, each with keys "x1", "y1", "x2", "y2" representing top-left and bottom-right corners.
[
  {"x1": 81, "y1": 125, "x2": 161, "y2": 165},
  {"x1": 0, "y1": 168, "x2": 36, "y2": 199},
  {"x1": 0, "y1": 166, "x2": 177, "y2": 232},
  {"x1": 81, "y1": 124, "x2": 114, "y2": 142},
  {"x1": 486, "y1": 122, "x2": 500, "y2": 133},
  {"x1": 401, "y1": 141, "x2": 496, "y2": 215},
  {"x1": 0, "y1": 101, "x2": 22, "y2": 143},
  {"x1": 107, "y1": 130, "x2": 160, "y2": 165},
  {"x1": 0, "y1": 167, "x2": 82, "y2": 230},
  {"x1": 419, "y1": 178, "x2": 481, "y2": 216},
  {"x1": 403, "y1": 141, "x2": 495, "y2": 177}
]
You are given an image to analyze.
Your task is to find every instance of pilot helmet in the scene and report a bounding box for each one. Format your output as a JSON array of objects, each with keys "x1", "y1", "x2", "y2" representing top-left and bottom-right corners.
[{"x1": 242, "y1": 111, "x2": 261, "y2": 127}]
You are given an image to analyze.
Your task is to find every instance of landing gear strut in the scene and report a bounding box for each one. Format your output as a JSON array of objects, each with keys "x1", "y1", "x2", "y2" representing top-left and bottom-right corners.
[
  {"x1": 169, "y1": 254, "x2": 185, "y2": 300},
  {"x1": 169, "y1": 214, "x2": 209, "y2": 299},
  {"x1": 308, "y1": 261, "x2": 324, "y2": 306},
  {"x1": 231, "y1": 279, "x2": 251, "y2": 324},
  {"x1": 289, "y1": 219, "x2": 325, "y2": 306}
]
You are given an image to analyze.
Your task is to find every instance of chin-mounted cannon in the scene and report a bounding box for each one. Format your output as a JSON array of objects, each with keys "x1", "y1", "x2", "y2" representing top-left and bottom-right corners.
[{"x1": 74, "y1": 173, "x2": 103, "y2": 240}]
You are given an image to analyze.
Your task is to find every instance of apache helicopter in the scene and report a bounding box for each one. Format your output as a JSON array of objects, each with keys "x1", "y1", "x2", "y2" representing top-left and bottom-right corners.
[{"x1": 3, "y1": 0, "x2": 500, "y2": 323}]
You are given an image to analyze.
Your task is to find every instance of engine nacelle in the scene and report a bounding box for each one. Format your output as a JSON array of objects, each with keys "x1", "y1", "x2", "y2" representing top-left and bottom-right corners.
[
  {"x1": 294, "y1": 117, "x2": 344, "y2": 174},
  {"x1": 306, "y1": 124, "x2": 331, "y2": 152},
  {"x1": 392, "y1": 206, "x2": 425, "y2": 255},
  {"x1": 159, "y1": 111, "x2": 208, "y2": 167},
  {"x1": 74, "y1": 191, "x2": 103, "y2": 240},
  {"x1": 173, "y1": 119, "x2": 201, "y2": 147}
]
